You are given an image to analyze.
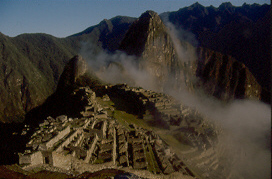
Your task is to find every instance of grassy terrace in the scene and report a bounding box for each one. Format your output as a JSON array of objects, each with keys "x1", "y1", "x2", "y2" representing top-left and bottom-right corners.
[
  {"x1": 96, "y1": 96, "x2": 193, "y2": 151},
  {"x1": 113, "y1": 110, "x2": 152, "y2": 131},
  {"x1": 159, "y1": 134, "x2": 193, "y2": 152},
  {"x1": 144, "y1": 143, "x2": 161, "y2": 174},
  {"x1": 96, "y1": 97, "x2": 152, "y2": 131},
  {"x1": 96, "y1": 95, "x2": 200, "y2": 177},
  {"x1": 93, "y1": 159, "x2": 105, "y2": 164},
  {"x1": 97, "y1": 95, "x2": 195, "y2": 149},
  {"x1": 158, "y1": 133, "x2": 202, "y2": 178}
]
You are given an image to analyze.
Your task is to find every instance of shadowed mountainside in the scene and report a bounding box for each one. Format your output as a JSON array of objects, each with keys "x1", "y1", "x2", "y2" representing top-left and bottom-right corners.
[
  {"x1": 161, "y1": 2, "x2": 270, "y2": 91},
  {"x1": 196, "y1": 47, "x2": 261, "y2": 100},
  {"x1": 0, "y1": 33, "x2": 77, "y2": 122},
  {"x1": 69, "y1": 16, "x2": 136, "y2": 52}
]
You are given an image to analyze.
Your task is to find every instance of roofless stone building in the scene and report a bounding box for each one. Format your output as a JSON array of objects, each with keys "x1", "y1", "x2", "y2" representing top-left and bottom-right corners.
[{"x1": 19, "y1": 87, "x2": 197, "y2": 178}]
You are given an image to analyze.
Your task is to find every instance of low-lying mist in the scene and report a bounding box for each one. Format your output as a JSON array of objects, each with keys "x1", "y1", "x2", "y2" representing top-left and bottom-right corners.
[
  {"x1": 80, "y1": 42, "x2": 157, "y2": 91},
  {"x1": 165, "y1": 21, "x2": 271, "y2": 178},
  {"x1": 79, "y1": 21, "x2": 270, "y2": 178},
  {"x1": 171, "y1": 84, "x2": 271, "y2": 178}
]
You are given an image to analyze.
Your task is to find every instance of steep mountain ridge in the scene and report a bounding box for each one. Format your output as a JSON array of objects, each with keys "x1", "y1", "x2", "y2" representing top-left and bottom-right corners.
[
  {"x1": 198, "y1": 10, "x2": 270, "y2": 92},
  {"x1": 162, "y1": 2, "x2": 270, "y2": 90},
  {"x1": 119, "y1": 10, "x2": 261, "y2": 100},
  {"x1": 196, "y1": 47, "x2": 261, "y2": 100},
  {"x1": 11, "y1": 54, "x2": 264, "y2": 179},
  {"x1": 69, "y1": 16, "x2": 136, "y2": 52},
  {"x1": 162, "y1": 2, "x2": 269, "y2": 35},
  {"x1": 119, "y1": 11, "x2": 195, "y2": 92}
]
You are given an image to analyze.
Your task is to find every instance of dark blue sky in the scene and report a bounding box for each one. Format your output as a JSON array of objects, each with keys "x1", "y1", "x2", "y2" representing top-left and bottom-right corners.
[{"x1": 0, "y1": 0, "x2": 270, "y2": 37}]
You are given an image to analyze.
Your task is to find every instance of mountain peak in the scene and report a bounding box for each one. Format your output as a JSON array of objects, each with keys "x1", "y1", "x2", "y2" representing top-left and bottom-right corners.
[
  {"x1": 187, "y1": 2, "x2": 208, "y2": 15},
  {"x1": 140, "y1": 10, "x2": 159, "y2": 18},
  {"x1": 56, "y1": 55, "x2": 87, "y2": 94},
  {"x1": 119, "y1": 10, "x2": 194, "y2": 91},
  {"x1": 190, "y1": 2, "x2": 204, "y2": 8},
  {"x1": 119, "y1": 10, "x2": 165, "y2": 56},
  {"x1": 219, "y1": 2, "x2": 234, "y2": 10},
  {"x1": 138, "y1": 10, "x2": 162, "y2": 25}
]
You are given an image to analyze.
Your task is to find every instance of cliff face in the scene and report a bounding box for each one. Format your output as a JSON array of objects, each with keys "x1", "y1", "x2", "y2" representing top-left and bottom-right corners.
[
  {"x1": 119, "y1": 11, "x2": 196, "y2": 92},
  {"x1": 163, "y1": 3, "x2": 270, "y2": 91},
  {"x1": 197, "y1": 48, "x2": 261, "y2": 100},
  {"x1": 56, "y1": 55, "x2": 87, "y2": 94}
]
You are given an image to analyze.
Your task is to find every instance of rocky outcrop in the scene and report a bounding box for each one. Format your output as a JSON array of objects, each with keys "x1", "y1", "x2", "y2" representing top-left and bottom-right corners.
[
  {"x1": 56, "y1": 55, "x2": 87, "y2": 94},
  {"x1": 119, "y1": 11, "x2": 196, "y2": 92},
  {"x1": 25, "y1": 55, "x2": 104, "y2": 126}
]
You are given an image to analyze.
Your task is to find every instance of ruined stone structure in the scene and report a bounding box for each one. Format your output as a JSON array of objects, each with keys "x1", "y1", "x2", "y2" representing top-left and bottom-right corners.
[
  {"x1": 19, "y1": 87, "x2": 196, "y2": 178},
  {"x1": 108, "y1": 84, "x2": 210, "y2": 132},
  {"x1": 107, "y1": 84, "x2": 220, "y2": 177}
]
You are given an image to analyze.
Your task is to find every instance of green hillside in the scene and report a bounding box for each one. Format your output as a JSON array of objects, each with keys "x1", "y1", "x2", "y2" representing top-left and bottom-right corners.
[
  {"x1": 0, "y1": 15, "x2": 135, "y2": 123},
  {"x1": 0, "y1": 33, "x2": 77, "y2": 122}
]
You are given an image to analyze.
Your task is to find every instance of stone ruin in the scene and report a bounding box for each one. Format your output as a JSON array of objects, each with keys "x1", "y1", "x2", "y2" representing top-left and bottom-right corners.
[
  {"x1": 109, "y1": 84, "x2": 217, "y2": 149},
  {"x1": 19, "y1": 86, "x2": 196, "y2": 178},
  {"x1": 107, "y1": 84, "x2": 221, "y2": 177},
  {"x1": 106, "y1": 85, "x2": 221, "y2": 178}
]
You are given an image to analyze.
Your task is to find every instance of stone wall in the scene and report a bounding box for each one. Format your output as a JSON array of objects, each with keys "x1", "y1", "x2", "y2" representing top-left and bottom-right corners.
[
  {"x1": 31, "y1": 151, "x2": 44, "y2": 165},
  {"x1": 75, "y1": 132, "x2": 84, "y2": 147},
  {"x1": 18, "y1": 85, "x2": 198, "y2": 177},
  {"x1": 55, "y1": 129, "x2": 82, "y2": 152},
  {"x1": 83, "y1": 118, "x2": 92, "y2": 129},
  {"x1": 45, "y1": 126, "x2": 71, "y2": 149},
  {"x1": 52, "y1": 151, "x2": 72, "y2": 170},
  {"x1": 19, "y1": 151, "x2": 44, "y2": 165},
  {"x1": 85, "y1": 134, "x2": 99, "y2": 163},
  {"x1": 41, "y1": 151, "x2": 53, "y2": 165},
  {"x1": 19, "y1": 154, "x2": 31, "y2": 165},
  {"x1": 113, "y1": 127, "x2": 117, "y2": 165},
  {"x1": 102, "y1": 120, "x2": 108, "y2": 139}
]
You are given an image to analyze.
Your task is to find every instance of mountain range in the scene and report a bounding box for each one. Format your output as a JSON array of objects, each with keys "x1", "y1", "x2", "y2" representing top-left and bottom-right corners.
[{"x1": 0, "y1": 2, "x2": 270, "y2": 123}]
